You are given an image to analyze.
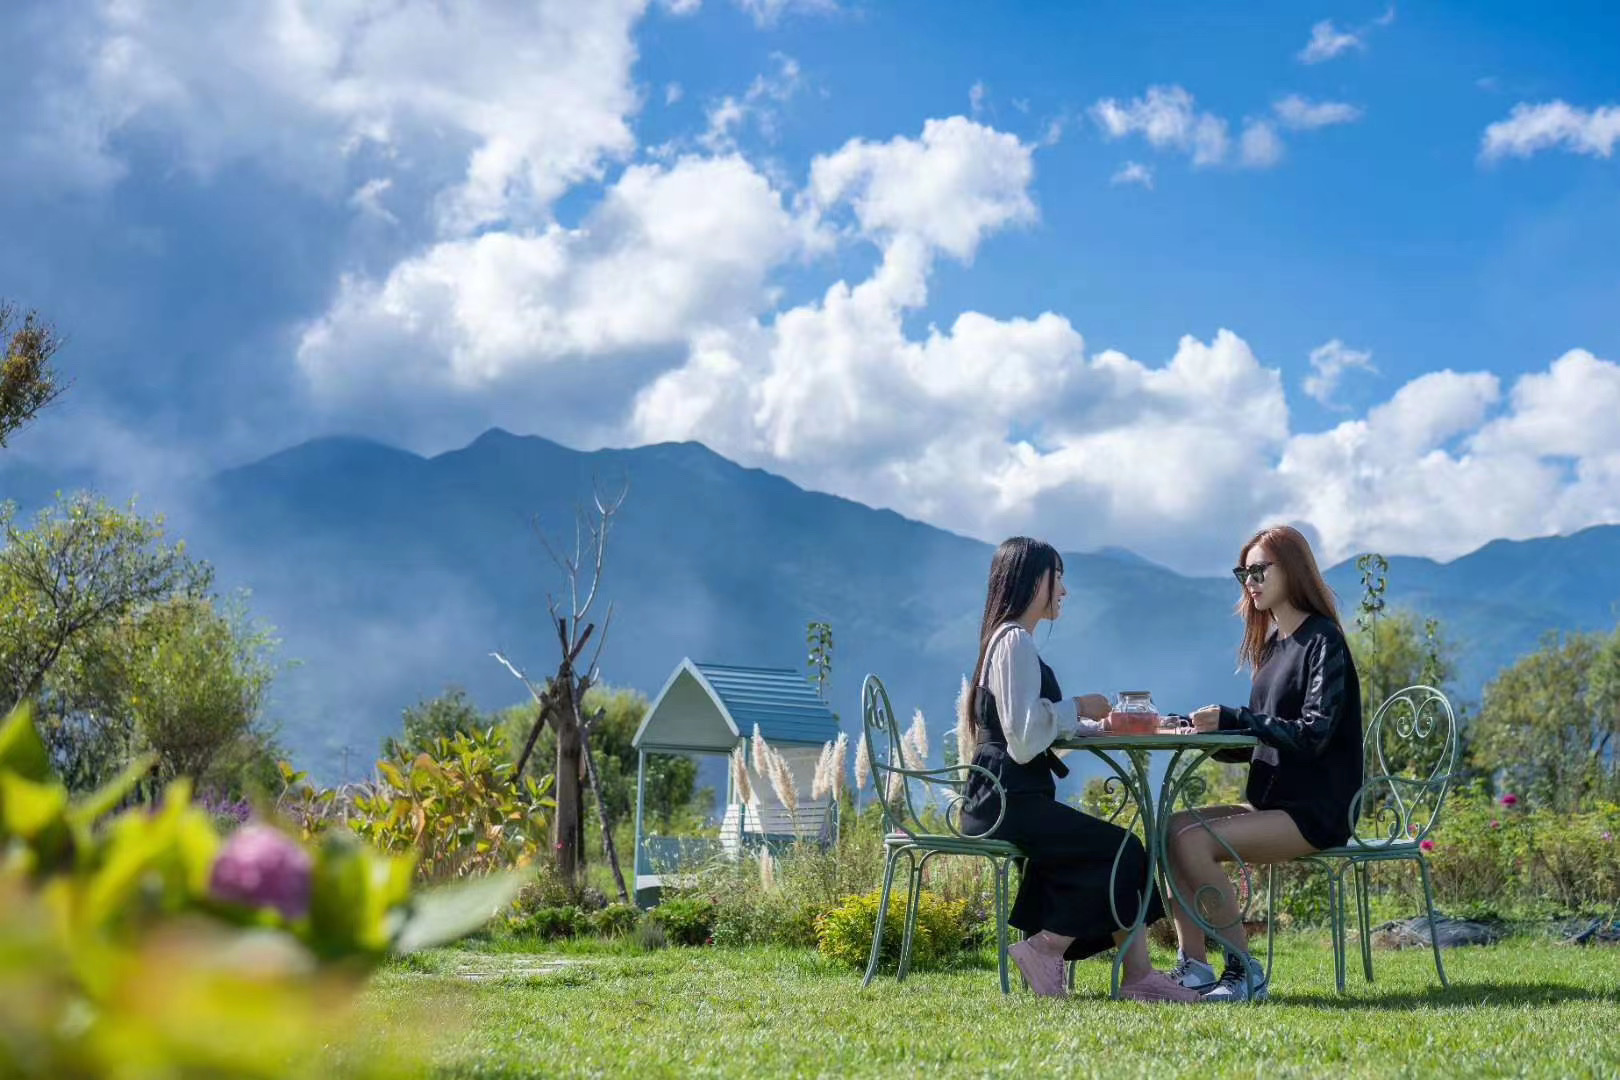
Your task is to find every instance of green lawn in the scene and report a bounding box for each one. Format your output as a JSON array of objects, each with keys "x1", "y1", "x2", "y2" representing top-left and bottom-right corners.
[{"x1": 356, "y1": 935, "x2": 1620, "y2": 1078}]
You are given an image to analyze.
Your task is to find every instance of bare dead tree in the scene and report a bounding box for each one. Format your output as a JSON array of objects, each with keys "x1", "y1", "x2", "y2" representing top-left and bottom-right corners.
[
  {"x1": 491, "y1": 476, "x2": 628, "y2": 896},
  {"x1": 491, "y1": 654, "x2": 630, "y2": 905}
]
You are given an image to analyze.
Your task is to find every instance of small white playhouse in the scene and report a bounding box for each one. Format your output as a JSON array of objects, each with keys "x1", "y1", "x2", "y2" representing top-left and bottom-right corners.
[{"x1": 630, "y1": 659, "x2": 841, "y2": 905}]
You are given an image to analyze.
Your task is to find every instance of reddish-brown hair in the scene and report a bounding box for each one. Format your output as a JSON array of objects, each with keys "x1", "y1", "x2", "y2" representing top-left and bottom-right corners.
[{"x1": 1235, "y1": 525, "x2": 1340, "y2": 670}]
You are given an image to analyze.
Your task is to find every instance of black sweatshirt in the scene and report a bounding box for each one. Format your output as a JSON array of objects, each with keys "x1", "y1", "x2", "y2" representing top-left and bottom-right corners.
[{"x1": 1217, "y1": 613, "x2": 1364, "y2": 850}]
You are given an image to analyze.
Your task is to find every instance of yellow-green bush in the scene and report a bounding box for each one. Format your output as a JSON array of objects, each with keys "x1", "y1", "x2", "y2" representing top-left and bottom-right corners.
[
  {"x1": 814, "y1": 888, "x2": 969, "y2": 970},
  {"x1": 280, "y1": 727, "x2": 555, "y2": 885},
  {"x1": 647, "y1": 895, "x2": 716, "y2": 946},
  {"x1": 589, "y1": 902, "x2": 642, "y2": 938}
]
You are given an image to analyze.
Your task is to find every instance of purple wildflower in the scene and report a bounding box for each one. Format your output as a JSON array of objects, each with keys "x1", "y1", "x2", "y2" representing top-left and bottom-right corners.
[
  {"x1": 1490, "y1": 820, "x2": 1501, "y2": 830},
  {"x1": 1605, "y1": 832, "x2": 1614, "y2": 842},
  {"x1": 1419, "y1": 839, "x2": 1435, "y2": 852},
  {"x1": 1500, "y1": 793, "x2": 1519, "y2": 807},
  {"x1": 200, "y1": 788, "x2": 252, "y2": 824},
  {"x1": 209, "y1": 824, "x2": 313, "y2": 920}
]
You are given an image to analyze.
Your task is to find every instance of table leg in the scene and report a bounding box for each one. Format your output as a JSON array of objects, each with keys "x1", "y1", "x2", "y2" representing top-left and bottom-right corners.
[
  {"x1": 1088, "y1": 748, "x2": 1157, "y2": 1000},
  {"x1": 1157, "y1": 749, "x2": 1263, "y2": 996}
]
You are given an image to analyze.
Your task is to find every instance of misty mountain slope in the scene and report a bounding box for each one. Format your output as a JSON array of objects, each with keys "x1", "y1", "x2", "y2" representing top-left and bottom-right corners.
[{"x1": 188, "y1": 430, "x2": 1250, "y2": 776}]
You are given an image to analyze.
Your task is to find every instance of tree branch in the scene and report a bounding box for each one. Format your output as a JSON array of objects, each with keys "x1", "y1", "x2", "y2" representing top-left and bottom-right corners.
[
  {"x1": 489, "y1": 650, "x2": 545, "y2": 705},
  {"x1": 586, "y1": 601, "x2": 614, "y2": 685},
  {"x1": 492, "y1": 650, "x2": 552, "y2": 781},
  {"x1": 575, "y1": 475, "x2": 627, "y2": 623}
]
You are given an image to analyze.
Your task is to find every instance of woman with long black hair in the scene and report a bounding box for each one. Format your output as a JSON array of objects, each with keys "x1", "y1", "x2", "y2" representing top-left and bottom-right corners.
[{"x1": 960, "y1": 536, "x2": 1197, "y2": 1003}]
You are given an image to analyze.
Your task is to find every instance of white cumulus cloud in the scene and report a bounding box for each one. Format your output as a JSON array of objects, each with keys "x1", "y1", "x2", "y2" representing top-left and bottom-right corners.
[
  {"x1": 21, "y1": 0, "x2": 648, "y2": 236},
  {"x1": 808, "y1": 116, "x2": 1037, "y2": 261},
  {"x1": 298, "y1": 154, "x2": 811, "y2": 398},
  {"x1": 1092, "y1": 86, "x2": 1356, "y2": 172},
  {"x1": 1274, "y1": 95, "x2": 1364, "y2": 131},
  {"x1": 1480, "y1": 101, "x2": 1620, "y2": 161},
  {"x1": 1298, "y1": 19, "x2": 1364, "y2": 64},
  {"x1": 1110, "y1": 162, "x2": 1154, "y2": 188},
  {"x1": 1304, "y1": 340, "x2": 1377, "y2": 408},
  {"x1": 1091, "y1": 85, "x2": 1230, "y2": 167},
  {"x1": 1239, "y1": 120, "x2": 1285, "y2": 167},
  {"x1": 733, "y1": 0, "x2": 839, "y2": 26},
  {"x1": 701, "y1": 52, "x2": 804, "y2": 151}
]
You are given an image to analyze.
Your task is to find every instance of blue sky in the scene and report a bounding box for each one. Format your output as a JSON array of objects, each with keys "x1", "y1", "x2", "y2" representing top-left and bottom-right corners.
[{"x1": 2, "y1": 0, "x2": 1618, "y2": 574}]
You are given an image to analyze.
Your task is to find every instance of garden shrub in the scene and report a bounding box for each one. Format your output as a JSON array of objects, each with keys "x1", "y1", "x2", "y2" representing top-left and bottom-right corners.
[
  {"x1": 814, "y1": 888, "x2": 969, "y2": 970},
  {"x1": 647, "y1": 895, "x2": 716, "y2": 946},
  {"x1": 711, "y1": 888, "x2": 825, "y2": 948},
  {"x1": 633, "y1": 918, "x2": 669, "y2": 951},
  {"x1": 278, "y1": 727, "x2": 556, "y2": 885},
  {"x1": 1421, "y1": 787, "x2": 1619, "y2": 917},
  {"x1": 589, "y1": 902, "x2": 642, "y2": 938},
  {"x1": 509, "y1": 905, "x2": 586, "y2": 940}
]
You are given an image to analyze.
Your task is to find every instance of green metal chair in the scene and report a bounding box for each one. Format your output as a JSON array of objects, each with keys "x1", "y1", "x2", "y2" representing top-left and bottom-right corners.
[
  {"x1": 858, "y1": 673, "x2": 1026, "y2": 993},
  {"x1": 1265, "y1": 684, "x2": 1459, "y2": 992}
]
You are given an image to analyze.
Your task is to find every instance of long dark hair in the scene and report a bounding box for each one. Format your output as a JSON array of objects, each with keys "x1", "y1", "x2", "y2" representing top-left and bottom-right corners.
[
  {"x1": 968, "y1": 537, "x2": 1064, "y2": 716},
  {"x1": 1236, "y1": 524, "x2": 1340, "y2": 670}
]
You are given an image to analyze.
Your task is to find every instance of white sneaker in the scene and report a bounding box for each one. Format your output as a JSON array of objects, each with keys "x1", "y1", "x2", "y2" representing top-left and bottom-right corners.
[
  {"x1": 1165, "y1": 956, "x2": 1217, "y2": 992},
  {"x1": 1199, "y1": 958, "x2": 1269, "y2": 1003}
]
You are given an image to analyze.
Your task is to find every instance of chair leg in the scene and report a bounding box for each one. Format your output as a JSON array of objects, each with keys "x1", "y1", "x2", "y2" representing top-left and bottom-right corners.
[
  {"x1": 1355, "y1": 862, "x2": 1374, "y2": 983},
  {"x1": 996, "y1": 857, "x2": 1013, "y2": 995},
  {"x1": 896, "y1": 851, "x2": 926, "y2": 982},
  {"x1": 1265, "y1": 863, "x2": 1277, "y2": 983},
  {"x1": 1416, "y1": 854, "x2": 1450, "y2": 989},
  {"x1": 1328, "y1": 866, "x2": 1349, "y2": 994},
  {"x1": 863, "y1": 847, "x2": 903, "y2": 988}
]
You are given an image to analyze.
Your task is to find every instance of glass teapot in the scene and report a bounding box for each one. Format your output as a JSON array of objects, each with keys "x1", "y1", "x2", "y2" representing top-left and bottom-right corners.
[{"x1": 1107, "y1": 690, "x2": 1160, "y2": 735}]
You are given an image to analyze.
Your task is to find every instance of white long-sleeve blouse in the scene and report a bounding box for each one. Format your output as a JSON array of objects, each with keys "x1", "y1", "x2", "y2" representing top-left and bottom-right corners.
[{"x1": 981, "y1": 622, "x2": 1105, "y2": 763}]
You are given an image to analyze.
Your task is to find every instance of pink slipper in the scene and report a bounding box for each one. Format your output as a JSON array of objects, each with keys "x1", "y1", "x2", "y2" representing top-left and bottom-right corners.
[
  {"x1": 1009, "y1": 939, "x2": 1067, "y2": 998},
  {"x1": 1120, "y1": 970, "x2": 1202, "y2": 1004}
]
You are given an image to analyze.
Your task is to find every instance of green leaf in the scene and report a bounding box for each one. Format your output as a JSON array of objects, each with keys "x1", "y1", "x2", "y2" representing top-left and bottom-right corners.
[
  {"x1": 1, "y1": 771, "x2": 69, "y2": 839},
  {"x1": 306, "y1": 831, "x2": 416, "y2": 958},
  {"x1": 306, "y1": 832, "x2": 371, "y2": 955},
  {"x1": 68, "y1": 752, "x2": 159, "y2": 828},
  {"x1": 392, "y1": 870, "x2": 529, "y2": 954},
  {"x1": 377, "y1": 760, "x2": 407, "y2": 790},
  {"x1": 0, "y1": 702, "x2": 53, "y2": 783}
]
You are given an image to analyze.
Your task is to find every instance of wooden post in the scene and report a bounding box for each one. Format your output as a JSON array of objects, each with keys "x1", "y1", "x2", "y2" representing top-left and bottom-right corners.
[
  {"x1": 581, "y1": 706, "x2": 629, "y2": 904},
  {"x1": 632, "y1": 749, "x2": 647, "y2": 907}
]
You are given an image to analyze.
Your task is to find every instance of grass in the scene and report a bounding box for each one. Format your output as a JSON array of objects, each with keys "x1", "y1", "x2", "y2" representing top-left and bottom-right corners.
[{"x1": 357, "y1": 934, "x2": 1620, "y2": 1078}]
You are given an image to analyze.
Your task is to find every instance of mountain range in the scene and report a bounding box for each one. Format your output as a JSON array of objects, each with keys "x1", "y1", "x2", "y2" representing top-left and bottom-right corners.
[{"x1": 6, "y1": 429, "x2": 1619, "y2": 794}]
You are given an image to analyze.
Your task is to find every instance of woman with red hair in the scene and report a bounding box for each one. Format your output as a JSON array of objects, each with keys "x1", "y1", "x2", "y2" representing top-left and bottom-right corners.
[{"x1": 1164, "y1": 524, "x2": 1364, "y2": 1003}]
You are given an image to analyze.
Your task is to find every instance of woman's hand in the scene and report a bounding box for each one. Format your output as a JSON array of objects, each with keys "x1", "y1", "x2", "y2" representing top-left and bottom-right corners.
[
  {"x1": 1074, "y1": 693, "x2": 1111, "y2": 721},
  {"x1": 1190, "y1": 705, "x2": 1223, "y2": 733}
]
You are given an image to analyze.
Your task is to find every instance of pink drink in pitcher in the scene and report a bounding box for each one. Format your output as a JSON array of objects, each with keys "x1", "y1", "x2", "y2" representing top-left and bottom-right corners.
[{"x1": 1107, "y1": 691, "x2": 1159, "y2": 735}]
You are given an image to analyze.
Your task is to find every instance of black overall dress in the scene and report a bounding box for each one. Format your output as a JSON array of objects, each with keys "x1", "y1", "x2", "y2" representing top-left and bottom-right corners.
[{"x1": 960, "y1": 627, "x2": 1166, "y2": 961}]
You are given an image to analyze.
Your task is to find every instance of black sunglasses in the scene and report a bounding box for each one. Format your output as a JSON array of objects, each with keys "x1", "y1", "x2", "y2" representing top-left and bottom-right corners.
[{"x1": 1232, "y1": 561, "x2": 1274, "y2": 586}]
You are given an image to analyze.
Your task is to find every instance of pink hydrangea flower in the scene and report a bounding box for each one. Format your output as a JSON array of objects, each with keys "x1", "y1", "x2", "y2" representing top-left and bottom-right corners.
[
  {"x1": 1419, "y1": 839, "x2": 1436, "y2": 852},
  {"x1": 1500, "y1": 793, "x2": 1519, "y2": 807},
  {"x1": 209, "y1": 823, "x2": 313, "y2": 920}
]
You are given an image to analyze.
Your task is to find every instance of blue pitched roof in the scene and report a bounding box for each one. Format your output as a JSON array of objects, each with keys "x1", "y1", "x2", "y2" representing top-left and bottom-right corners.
[
  {"x1": 695, "y1": 662, "x2": 839, "y2": 744},
  {"x1": 633, "y1": 659, "x2": 840, "y2": 751}
]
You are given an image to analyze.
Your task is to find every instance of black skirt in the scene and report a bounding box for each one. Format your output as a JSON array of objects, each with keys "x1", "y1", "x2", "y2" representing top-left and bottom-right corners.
[{"x1": 964, "y1": 775, "x2": 1165, "y2": 962}]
